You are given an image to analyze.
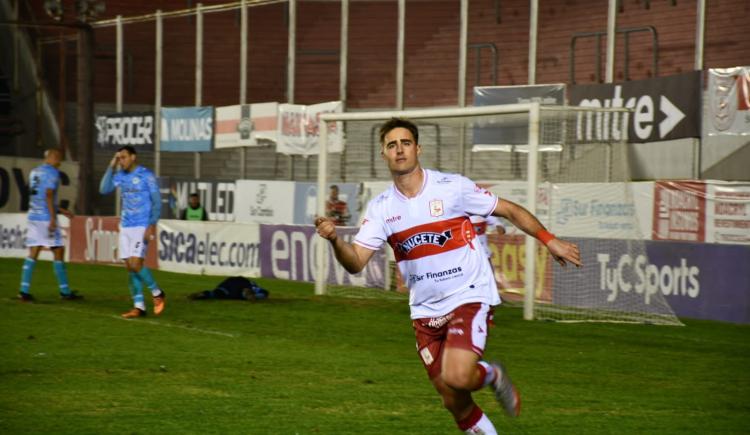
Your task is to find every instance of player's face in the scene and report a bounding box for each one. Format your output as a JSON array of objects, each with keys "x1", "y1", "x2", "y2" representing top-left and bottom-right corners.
[
  {"x1": 381, "y1": 127, "x2": 421, "y2": 176},
  {"x1": 117, "y1": 150, "x2": 137, "y2": 171}
]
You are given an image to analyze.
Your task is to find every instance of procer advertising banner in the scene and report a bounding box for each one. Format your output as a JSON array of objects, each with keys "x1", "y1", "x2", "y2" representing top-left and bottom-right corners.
[
  {"x1": 160, "y1": 106, "x2": 214, "y2": 152},
  {"x1": 158, "y1": 220, "x2": 261, "y2": 277},
  {"x1": 259, "y1": 224, "x2": 387, "y2": 289},
  {"x1": 569, "y1": 71, "x2": 701, "y2": 143},
  {"x1": 95, "y1": 112, "x2": 155, "y2": 150}
]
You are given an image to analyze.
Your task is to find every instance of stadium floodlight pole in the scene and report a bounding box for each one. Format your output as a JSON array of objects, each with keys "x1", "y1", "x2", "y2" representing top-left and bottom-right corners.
[
  {"x1": 457, "y1": 0, "x2": 468, "y2": 173},
  {"x1": 339, "y1": 0, "x2": 349, "y2": 103},
  {"x1": 528, "y1": 0, "x2": 538, "y2": 85}
]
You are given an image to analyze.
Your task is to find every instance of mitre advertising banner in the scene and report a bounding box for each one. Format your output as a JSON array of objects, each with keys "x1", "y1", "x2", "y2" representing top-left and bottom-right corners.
[
  {"x1": 214, "y1": 103, "x2": 279, "y2": 148},
  {"x1": 706, "y1": 67, "x2": 750, "y2": 136},
  {"x1": 234, "y1": 180, "x2": 296, "y2": 224},
  {"x1": 0, "y1": 156, "x2": 79, "y2": 213},
  {"x1": 472, "y1": 84, "x2": 565, "y2": 150},
  {"x1": 159, "y1": 178, "x2": 236, "y2": 221},
  {"x1": 276, "y1": 101, "x2": 344, "y2": 156},
  {"x1": 569, "y1": 71, "x2": 702, "y2": 143},
  {"x1": 160, "y1": 106, "x2": 214, "y2": 152},
  {"x1": 259, "y1": 223, "x2": 387, "y2": 289},
  {"x1": 95, "y1": 112, "x2": 155, "y2": 150}
]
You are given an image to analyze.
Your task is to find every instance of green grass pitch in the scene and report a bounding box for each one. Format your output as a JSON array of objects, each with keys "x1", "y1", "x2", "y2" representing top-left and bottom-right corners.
[{"x1": 0, "y1": 258, "x2": 748, "y2": 434}]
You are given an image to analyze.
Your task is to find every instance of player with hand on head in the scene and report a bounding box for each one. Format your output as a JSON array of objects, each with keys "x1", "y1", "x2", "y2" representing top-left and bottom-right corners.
[
  {"x1": 315, "y1": 118, "x2": 581, "y2": 434},
  {"x1": 99, "y1": 145, "x2": 165, "y2": 318},
  {"x1": 18, "y1": 148, "x2": 82, "y2": 302}
]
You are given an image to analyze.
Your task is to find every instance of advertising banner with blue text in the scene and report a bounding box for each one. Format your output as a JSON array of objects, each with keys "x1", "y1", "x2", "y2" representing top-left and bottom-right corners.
[
  {"x1": 160, "y1": 106, "x2": 214, "y2": 152},
  {"x1": 293, "y1": 182, "x2": 360, "y2": 226},
  {"x1": 0, "y1": 213, "x2": 70, "y2": 261},
  {"x1": 234, "y1": 180, "x2": 296, "y2": 224},
  {"x1": 157, "y1": 219, "x2": 261, "y2": 277},
  {"x1": 259, "y1": 224, "x2": 387, "y2": 288}
]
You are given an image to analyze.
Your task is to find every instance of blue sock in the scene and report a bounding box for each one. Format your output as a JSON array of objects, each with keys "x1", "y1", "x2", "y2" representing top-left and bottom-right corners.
[
  {"x1": 128, "y1": 272, "x2": 146, "y2": 311},
  {"x1": 53, "y1": 261, "x2": 71, "y2": 295},
  {"x1": 19, "y1": 258, "x2": 36, "y2": 294},
  {"x1": 137, "y1": 268, "x2": 162, "y2": 296}
]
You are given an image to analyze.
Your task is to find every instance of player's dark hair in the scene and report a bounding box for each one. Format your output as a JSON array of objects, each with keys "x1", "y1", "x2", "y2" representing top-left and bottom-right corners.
[
  {"x1": 379, "y1": 118, "x2": 419, "y2": 145},
  {"x1": 118, "y1": 145, "x2": 137, "y2": 155},
  {"x1": 189, "y1": 193, "x2": 200, "y2": 198}
]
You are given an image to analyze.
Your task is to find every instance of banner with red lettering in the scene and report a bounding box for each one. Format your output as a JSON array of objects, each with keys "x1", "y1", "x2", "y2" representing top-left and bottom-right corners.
[
  {"x1": 276, "y1": 101, "x2": 343, "y2": 155},
  {"x1": 67, "y1": 216, "x2": 158, "y2": 268}
]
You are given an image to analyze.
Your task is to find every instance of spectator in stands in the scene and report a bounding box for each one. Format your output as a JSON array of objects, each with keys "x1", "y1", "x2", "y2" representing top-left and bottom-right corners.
[
  {"x1": 325, "y1": 184, "x2": 350, "y2": 226},
  {"x1": 17, "y1": 148, "x2": 82, "y2": 302},
  {"x1": 99, "y1": 145, "x2": 166, "y2": 319},
  {"x1": 314, "y1": 117, "x2": 581, "y2": 434},
  {"x1": 181, "y1": 193, "x2": 209, "y2": 221}
]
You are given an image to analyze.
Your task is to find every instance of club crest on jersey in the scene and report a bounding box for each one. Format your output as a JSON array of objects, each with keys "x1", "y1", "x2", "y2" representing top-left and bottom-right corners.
[
  {"x1": 397, "y1": 229, "x2": 452, "y2": 254},
  {"x1": 429, "y1": 199, "x2": 444, "y2": 217},
  {"x1": 132, "y1": 177, "x2": 140, "y2": 185}
]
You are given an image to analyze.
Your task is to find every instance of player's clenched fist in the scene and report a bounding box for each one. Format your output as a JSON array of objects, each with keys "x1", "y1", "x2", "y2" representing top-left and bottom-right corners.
[{"x1": 315, "y1": 216, "x2": 338, "y2": 241}]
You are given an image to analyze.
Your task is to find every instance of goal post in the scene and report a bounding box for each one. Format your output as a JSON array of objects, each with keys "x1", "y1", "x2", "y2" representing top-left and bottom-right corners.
[{"x1": 315, "y1": 103, "x2": 683, "y2": 326}]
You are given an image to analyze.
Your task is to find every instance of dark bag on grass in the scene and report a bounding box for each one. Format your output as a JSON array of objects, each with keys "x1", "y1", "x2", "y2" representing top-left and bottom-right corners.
[{"x1": 189, "y1": 276, "x2": 268, "y2": 301}]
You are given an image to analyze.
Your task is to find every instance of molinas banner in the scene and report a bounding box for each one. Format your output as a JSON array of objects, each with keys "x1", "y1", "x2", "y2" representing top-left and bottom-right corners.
[{"x1": 160, "y1": 106, "x2": 214, "y2": 152}]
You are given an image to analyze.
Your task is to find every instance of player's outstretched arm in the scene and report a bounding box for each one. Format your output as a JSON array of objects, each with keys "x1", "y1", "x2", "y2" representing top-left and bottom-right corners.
[
  {"x1": 315, "y1": 217, "x2": 375, "y2": 273},
  {"x1": 493, "y1": 198, "x2": 581, "y2": 267}
]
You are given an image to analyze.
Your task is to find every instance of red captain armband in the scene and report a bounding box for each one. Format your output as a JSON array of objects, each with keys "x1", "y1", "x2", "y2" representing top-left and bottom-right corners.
[{"x1": 536, "y1": 229, "x2": 556, "y2": 246}]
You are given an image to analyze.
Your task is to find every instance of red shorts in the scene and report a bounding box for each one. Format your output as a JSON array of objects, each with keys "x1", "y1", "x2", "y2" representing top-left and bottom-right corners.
[{"x1": 412, "y1": 303, "x2": 494, "y2": 379}]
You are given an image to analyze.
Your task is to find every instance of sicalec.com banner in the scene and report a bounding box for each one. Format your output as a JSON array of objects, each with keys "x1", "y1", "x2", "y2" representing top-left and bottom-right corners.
[
  {"x1": 0, "y1": 213, "x2": 70, "y2": 261},
  {"x1": 260, "y1": 224, "x2": 387, "y2": 289},
  {"x1": 158, "y1": 219, "x2": 261, "y2": 277},
  {"x1": 160, "y1": 106, "x2": 214, "y2": 152},
  {"x1": 95, "y1": 112, "x2": 154, "y2": 150},
  {"x1": 569, "y1": 71, "x2": 701, "y2": 143}
]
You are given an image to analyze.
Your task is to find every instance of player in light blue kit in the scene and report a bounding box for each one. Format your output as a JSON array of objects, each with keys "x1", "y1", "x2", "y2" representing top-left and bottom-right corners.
[
  {"x1": 99, "y1": 145, "x2": 166, "y2": 318},
  {"x1": 18, "y1": 148, "x2": 82, "y2": 301}
]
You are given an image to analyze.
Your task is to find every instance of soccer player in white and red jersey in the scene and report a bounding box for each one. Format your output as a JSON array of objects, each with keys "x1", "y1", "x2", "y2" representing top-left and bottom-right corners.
[{"x1": 315, "y1": 118, "x2": 581, "y2": 434}]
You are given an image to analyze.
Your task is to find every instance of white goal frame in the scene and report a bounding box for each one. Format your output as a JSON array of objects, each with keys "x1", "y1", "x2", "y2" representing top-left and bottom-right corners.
[{"x1": 315, "y1": 102, "x2": 629, "y2": 321}]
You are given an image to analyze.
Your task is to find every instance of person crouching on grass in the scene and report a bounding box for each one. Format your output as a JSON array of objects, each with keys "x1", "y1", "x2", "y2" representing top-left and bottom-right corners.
[{"x1": 314, "y1": 118, "x2": 582, "y2": 434}]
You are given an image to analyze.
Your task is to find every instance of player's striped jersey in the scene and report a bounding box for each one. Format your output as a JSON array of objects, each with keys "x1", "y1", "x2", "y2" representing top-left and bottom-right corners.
[
  {"x1": 470, "y1": 214, "x2": 506, "y2": 258},
  {"x1": 113, "y1": 166, "x2": 159, "y2": 228},
  {"x1": 27, "y1": 163, "x2": 60, "y2": 222},
  {"x1": 354, "y1": 169, "x2": 501, "y2": 319}
]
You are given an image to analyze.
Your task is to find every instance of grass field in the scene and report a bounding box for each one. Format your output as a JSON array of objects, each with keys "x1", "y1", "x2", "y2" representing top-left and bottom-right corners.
[{"x1": 0, "y1": 258, "x2": 748, "y2": 434}]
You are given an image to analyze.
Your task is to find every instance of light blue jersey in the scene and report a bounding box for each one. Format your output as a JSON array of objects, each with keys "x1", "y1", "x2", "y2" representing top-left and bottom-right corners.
[
  {"x1": 100, "y1": 165, "x2": 161, "y2": 228},
  {"x1": 27, "y1": 163, "x2": 59, "y2": 222}
]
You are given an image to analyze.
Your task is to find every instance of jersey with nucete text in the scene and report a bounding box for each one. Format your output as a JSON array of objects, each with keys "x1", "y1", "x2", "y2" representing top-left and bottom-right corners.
[{"x1": 354, "y1": 169, "x2": 501, "y2": 318}]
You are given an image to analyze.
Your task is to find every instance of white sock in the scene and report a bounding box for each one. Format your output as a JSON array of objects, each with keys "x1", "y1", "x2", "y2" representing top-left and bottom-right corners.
[{"x1": 458, "y1": 406, "x2": 497, "y2": 435}]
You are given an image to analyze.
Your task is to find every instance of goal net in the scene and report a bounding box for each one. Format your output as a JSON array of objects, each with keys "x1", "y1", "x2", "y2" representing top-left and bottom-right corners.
[{"x1": 314, "y1": 103, "x2": 683, "y2": 326}]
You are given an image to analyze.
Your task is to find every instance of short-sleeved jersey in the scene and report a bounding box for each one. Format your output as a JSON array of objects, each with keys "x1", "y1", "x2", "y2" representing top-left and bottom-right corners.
[
  {"x1": 113, "y1": 166, "x2": 159, "y2": 228},
  {"x1": 28, "y1": 163, "x2": 60, "y2": 222},
  {"x1": 470, "y1": 214, "x2": 506, "y2": 258},
  {"x1": 354, "y1": 169, "x2": 501, "y2": 319}
]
